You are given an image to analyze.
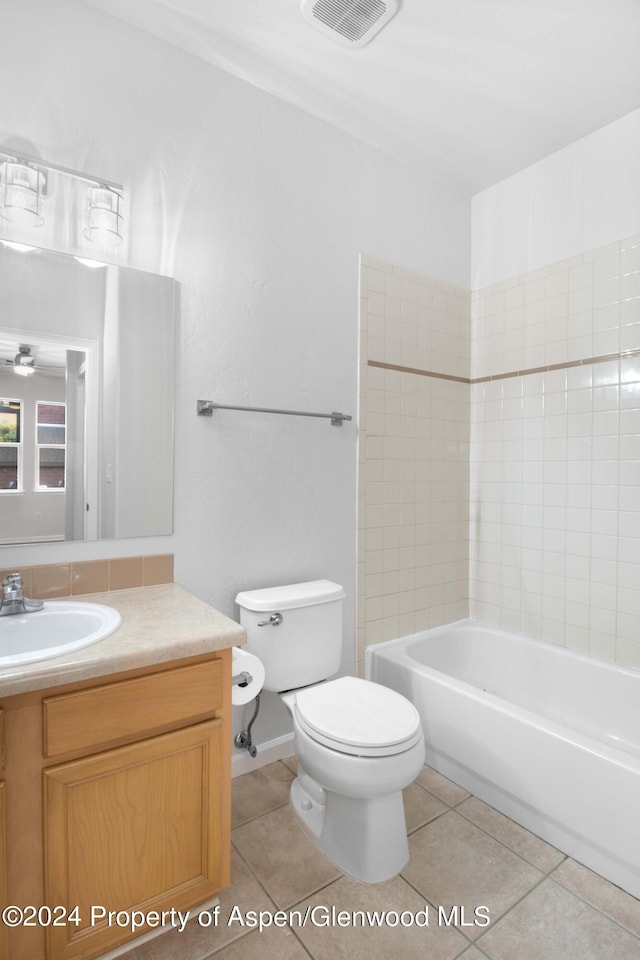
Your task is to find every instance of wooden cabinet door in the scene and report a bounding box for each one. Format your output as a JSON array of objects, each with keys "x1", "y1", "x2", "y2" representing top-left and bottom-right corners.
[{"x1": 43, "y1": 720, "x2": 225, "y2": 960}]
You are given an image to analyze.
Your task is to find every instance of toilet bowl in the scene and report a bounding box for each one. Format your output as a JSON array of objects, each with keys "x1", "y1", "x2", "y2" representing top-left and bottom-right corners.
[
  {"x1": 282, "y1": 676, "x2": 425, "y2": 882},
  {"x1": 235, "y1": 580, "x2": 426, "y2": 883}
]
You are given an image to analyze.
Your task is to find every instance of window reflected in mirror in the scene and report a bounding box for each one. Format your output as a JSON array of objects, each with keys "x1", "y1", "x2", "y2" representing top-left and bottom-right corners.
[{"x1": 0, "y1": 399, "x2": 21, "y2": 490}]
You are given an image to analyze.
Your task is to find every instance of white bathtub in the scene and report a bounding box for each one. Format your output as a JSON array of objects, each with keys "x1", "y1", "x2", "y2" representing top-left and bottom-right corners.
[{"x1": 366, "y1": 619, "x2": 640, "y2": 899}]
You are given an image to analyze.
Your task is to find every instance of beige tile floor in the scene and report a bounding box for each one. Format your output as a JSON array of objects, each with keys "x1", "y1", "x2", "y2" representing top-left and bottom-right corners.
[{"x1": 121, "y1": 759, "x2": 640, "y2": 960}]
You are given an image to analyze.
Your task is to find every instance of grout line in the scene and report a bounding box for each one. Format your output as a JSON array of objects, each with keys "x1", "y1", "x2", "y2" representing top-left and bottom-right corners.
[
  {"x1": 230, "y1": 761, "x2": 296, "y2": 830},
  {"x1": 452, "y1": 798, "x2": 568, "y2": 876},
  {"x1": 470, "y1": 870, "x2": 551, "y2": 949},
  {"x1": 406, "y1": 804, "x2": 453, "y2": 836},
  {"x1": 546, "y1": 864, "x2": 640, "y2": 941},
  {"x1": 409, "y1": 799, "x2": 562, "y2": 883},
  {"x1": 287, "y1": 927, "x2": 316, "y2": 960},
  {"x1": 472, "y1": 870, "x2": 640, "y2": 951},
  {"x1": 231, "y1": 792, "x2": 348, "y2": 913},
  {"x1": 230, "y1": 796, "x2": 291, "y2": 831},
  {"x1": 401, "y1": 799, "x2": 566, "y2": 949},
  {"x1": 232, "y1": 846, "x2": 341, "y2": 960},
  {"x1": 458, "y1": 947, "x2": 492, "y2": 959},
  {"x1": 138, "y1": 774, "x2": 640, "y2": 958}
]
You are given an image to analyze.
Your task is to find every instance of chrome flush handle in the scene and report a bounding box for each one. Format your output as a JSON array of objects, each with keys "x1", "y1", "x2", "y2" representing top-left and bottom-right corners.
[{"x1": 257, "y1": 612, "x2": 283, "y2": 627}]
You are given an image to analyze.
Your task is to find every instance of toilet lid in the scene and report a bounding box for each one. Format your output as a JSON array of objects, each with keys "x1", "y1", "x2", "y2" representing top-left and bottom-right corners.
[{"x1": 294, "y1": 676, "x2": 422, "y2": 758}]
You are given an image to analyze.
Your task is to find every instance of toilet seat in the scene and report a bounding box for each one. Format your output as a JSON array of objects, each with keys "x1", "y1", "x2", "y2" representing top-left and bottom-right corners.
[{"x1": 293, "y1": 676, "x2": 422, "y2": 758}]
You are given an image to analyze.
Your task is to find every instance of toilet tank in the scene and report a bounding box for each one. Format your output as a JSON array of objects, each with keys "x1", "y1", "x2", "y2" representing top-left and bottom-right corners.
[{"x1": 235, "y1": 580, "x2": 345, "y2": 692}]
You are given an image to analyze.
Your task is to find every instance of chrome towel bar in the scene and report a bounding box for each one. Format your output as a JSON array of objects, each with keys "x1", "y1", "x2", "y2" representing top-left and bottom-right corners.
[{"x1": 197, "y1": 400, "x2": 352, "y2": 426}]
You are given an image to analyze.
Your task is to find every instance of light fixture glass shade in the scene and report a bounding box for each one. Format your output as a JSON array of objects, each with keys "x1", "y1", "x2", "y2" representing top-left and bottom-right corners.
[
  {"x1": 0, "y1": 161, "x2": 46, "y2": 227},
  {"x1": 83, "y1": 186, "x2": 123, "y2": 246}
]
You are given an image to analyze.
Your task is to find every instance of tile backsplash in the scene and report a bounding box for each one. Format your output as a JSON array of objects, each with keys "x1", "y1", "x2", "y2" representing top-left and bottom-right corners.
[{"x1": 0, "y1": 554, "x2": 174, "y2": 600}]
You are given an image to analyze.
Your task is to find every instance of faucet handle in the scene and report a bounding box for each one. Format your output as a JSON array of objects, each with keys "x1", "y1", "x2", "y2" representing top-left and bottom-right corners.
[
  {"x1": 2, "y1": 573, "x2": 24, "y2": 599},
  {"x1": 0, "y1": 572, "x2": 42, "y2": 615}
]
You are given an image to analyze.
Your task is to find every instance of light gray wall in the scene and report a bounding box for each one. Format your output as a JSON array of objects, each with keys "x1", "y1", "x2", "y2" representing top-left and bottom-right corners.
[{"x1": 471, "y1": 108, "x2": 640, "y2": 288}]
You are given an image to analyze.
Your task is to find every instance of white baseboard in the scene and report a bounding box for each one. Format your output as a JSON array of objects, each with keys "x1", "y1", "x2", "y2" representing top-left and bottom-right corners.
[{"x1": 232, "y1": 732, "x2": 295, "y2": 778}]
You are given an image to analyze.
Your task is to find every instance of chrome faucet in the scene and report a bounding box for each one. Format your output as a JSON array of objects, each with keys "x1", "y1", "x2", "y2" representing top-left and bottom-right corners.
[{"x1": 0, "y1": 573, "x2": 44, "y2": 616}]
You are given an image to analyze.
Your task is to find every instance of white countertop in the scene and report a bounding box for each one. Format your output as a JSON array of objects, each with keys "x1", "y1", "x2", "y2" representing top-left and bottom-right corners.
[{"x1": 0, "y1": 583, "x2": 245, "y2": 698}]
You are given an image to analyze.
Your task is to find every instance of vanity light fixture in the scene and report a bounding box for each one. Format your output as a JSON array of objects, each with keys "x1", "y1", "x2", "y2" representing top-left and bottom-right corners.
[
  {"x1": 0, "y1": 160, "x2": 47, "y2": 227},
  {"x1": 0, "y1": 149, "x2": 125, "y2": 247},
  {"x1": 83, "y1": 185, "x2": 123, "y2": 247},
  {"x1": 13, "y1": 345, "x2": 35, "y2": 377}
]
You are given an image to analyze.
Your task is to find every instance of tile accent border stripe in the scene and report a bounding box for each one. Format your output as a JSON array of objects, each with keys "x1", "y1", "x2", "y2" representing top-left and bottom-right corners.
[
  {"x1": 367, "y1": 360, "x2": 469, "y2": 384},
  {"x1": 369, "y1": 347, "x2": 640, "y2": 385}
]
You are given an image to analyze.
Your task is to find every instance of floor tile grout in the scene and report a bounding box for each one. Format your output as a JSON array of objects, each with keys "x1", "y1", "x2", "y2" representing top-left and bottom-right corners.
[
  {"x1": 130, "y1": 760, "x2": 640, "y2": 960},
  {"x1": 470, "y1": 870, "x2": 551, "y2": 951},
  {"x1": 544, "y1": 867, "x2": 640, "y2": 941},
  {"x1": 450, "y1": 803, "x2": 569, "y2": 876},
  {"x1": 245, "y1": 762, "x2": 640, "y2": 948},
  {"x1": 231, "y1": 799, "x2": 292, "y2": 831},
  {"x1": 407, "y1": 789, "x2": 567, "y2": 888}
]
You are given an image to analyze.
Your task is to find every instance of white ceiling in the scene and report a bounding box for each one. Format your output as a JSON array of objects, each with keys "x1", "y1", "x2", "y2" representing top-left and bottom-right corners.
[{"x1": 84, "y1": 0, "x2": 640, "y2": 195}]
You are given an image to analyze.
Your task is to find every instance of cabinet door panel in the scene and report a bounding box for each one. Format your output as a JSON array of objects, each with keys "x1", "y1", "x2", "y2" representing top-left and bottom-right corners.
[{"x1": 44, "y1": 720, "x2": 225, "y2": 960}]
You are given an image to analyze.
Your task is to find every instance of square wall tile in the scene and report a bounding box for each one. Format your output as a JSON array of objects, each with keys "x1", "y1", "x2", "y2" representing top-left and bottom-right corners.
[
  {"x1": 71, "y1": 560, "x2": 109, "y2": 595},
  {"x1": 31, "y1": 564, "x2": 71, "y2": 599},
  {"x1": 109, "y1": 556, "x2": 145, "y2": 591},
  {"x1": 142, "y1": 554, "x2": 174, "y2": 585}
]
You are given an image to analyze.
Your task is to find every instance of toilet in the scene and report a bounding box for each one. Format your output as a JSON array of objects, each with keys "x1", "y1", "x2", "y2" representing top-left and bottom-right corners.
[{"x1": 235, "y1": 579, "x2": 425, "y2": 883}]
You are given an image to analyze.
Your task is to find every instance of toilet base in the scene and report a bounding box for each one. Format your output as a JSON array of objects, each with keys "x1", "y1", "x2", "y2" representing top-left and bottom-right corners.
[{"x1": 290, "y1": 768, "x2": 410, "y2": 884}]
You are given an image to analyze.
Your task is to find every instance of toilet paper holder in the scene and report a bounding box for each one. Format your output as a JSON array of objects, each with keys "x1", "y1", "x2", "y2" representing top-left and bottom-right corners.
[
  {"x1": 234, "y1": 693, "x2": 261, "y2": 758},
  {"x1": 232, "y1": 647, "x2": 265, "y2": 758}
]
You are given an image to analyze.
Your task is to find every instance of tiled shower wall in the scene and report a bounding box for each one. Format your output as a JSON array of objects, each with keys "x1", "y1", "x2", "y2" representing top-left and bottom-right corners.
[
  {"x1": 470, "y1": 233, "x2": 640, "y2": 669},
  {"x1": 358, "y1": 233, "x2": 640, "y2": 673},
  {"x1": 357, "y1": 257, "x2": 471, "y2": 675}
]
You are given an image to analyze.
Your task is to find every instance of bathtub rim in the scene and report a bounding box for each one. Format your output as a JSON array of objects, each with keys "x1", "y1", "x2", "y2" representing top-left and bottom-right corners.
[
  {"x1": 366, "y1": 617, "x2": 640, "y2": 683},
  {"x1": 366, "y1": 618, "x2": 640, "y2": 771}
]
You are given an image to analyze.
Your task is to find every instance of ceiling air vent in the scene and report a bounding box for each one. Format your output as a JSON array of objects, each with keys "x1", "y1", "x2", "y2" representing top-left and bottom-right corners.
[{"x1": 301, "y1": 0, "x2": 399, "y2": 49}]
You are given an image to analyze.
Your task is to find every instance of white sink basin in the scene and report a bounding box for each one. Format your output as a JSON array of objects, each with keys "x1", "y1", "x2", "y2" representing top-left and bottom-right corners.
[{"x1": 0, "y1": 600, "x2": 122, "y2": 667}]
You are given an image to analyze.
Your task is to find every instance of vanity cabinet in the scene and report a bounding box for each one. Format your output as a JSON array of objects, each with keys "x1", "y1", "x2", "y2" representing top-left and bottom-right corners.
[{"x1": 0, "y1": 649, "x2": 232, "y2": 960}]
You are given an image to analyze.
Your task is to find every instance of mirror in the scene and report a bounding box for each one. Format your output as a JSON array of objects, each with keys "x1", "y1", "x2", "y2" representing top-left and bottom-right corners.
[{"x1": 0, "y1": 244, "x2": 176, "y2": 544}]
